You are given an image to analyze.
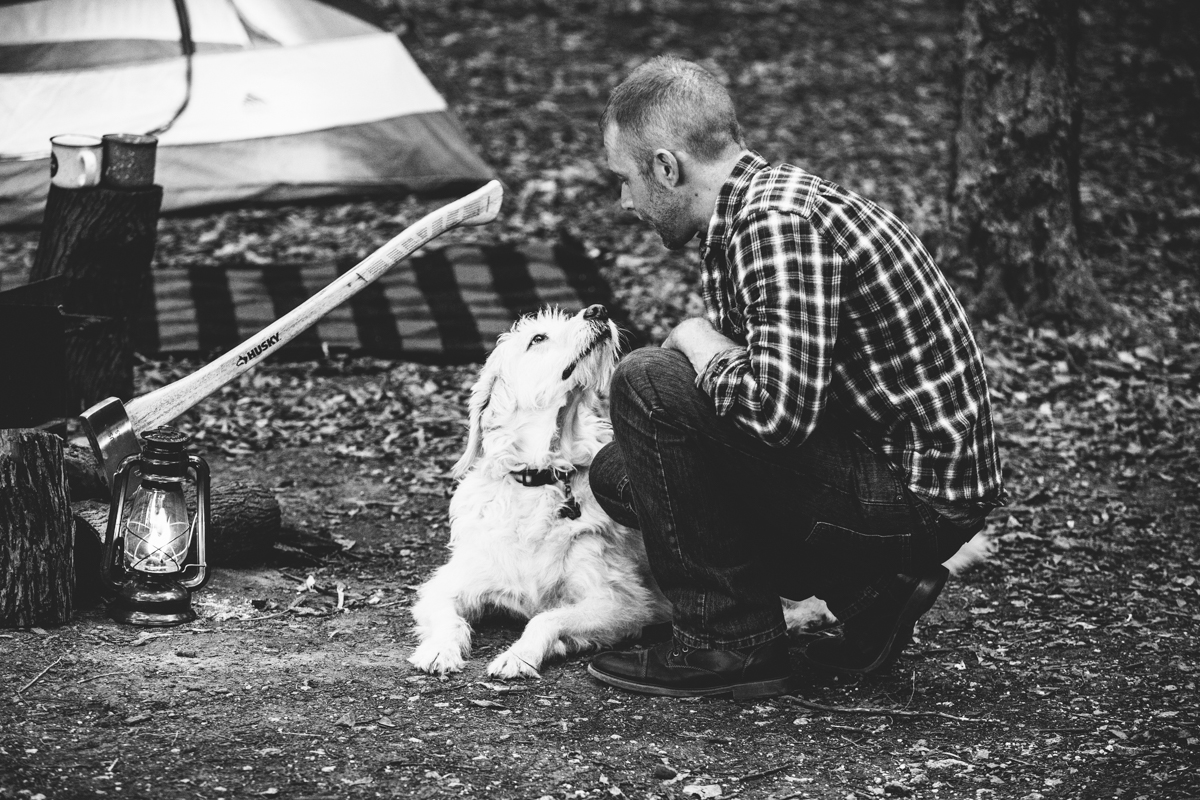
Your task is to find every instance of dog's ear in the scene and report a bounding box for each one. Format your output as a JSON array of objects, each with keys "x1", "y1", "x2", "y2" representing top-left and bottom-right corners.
[{"x1": 452, "y1": 360, "x2": 501, "y2": 479}]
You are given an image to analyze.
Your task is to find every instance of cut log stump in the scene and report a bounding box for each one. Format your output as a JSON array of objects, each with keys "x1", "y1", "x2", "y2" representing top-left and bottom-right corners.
[
  {"x1": 29, "y1": 184, "x2": 163, "y2": 409},
  {"x1": 0, "y1": 429, "x2": 74, "y2": 628}
]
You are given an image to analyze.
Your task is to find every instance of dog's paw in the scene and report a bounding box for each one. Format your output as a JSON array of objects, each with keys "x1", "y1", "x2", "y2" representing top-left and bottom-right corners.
[
  {"x1": 782, "y1": 596, "x2": 838, "y2": 632},
  {"x1": 408, "y1": 641, "x2": 467, "y2": 675},
  {"x1": 486, "y1": 648, "x2": 542, "y2": 679}
]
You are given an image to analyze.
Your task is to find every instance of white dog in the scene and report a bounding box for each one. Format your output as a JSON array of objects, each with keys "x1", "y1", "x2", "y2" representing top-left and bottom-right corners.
[
  {"x1": 408, "y1": 305, "x2": 994, "y2": 677},
  {"x1": 408, "y1": 305, "x2": 671, "y2": 678}
]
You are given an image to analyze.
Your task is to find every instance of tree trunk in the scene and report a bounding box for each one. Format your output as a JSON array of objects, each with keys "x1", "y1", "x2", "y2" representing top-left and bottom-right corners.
[
  {"x1": 947, "y1": 0, "x2": 1105, "y2": 323},
  {"x1": 0, "y1": 429, "x2": 74, "y2": 628}
]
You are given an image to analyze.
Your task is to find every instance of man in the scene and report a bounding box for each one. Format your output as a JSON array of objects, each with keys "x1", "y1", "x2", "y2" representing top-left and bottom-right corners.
[{"x1": 587, "y1": 56, "x2": 1005, "y2": 699}]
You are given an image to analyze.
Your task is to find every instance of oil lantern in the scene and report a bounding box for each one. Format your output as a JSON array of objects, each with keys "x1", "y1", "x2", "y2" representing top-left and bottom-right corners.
[{"x1": 101, "y1": 426, "x2": 210, "y2": 626}]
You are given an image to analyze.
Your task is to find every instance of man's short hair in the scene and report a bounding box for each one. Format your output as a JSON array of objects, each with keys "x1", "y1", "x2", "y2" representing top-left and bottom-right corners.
[{"x1": 602, "y1": 55, "x2": 743, "y2": 174}]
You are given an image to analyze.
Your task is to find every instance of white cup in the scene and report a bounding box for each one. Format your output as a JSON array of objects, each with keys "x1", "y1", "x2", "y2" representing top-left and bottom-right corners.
[{"x1": 50, "y1": 134, "x2": 103, "y2": 188}]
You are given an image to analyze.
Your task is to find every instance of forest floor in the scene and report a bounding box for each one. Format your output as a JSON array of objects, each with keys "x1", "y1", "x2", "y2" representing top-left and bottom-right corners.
[{"x1": 1, "y1": 0, "x2": 1198, "y2": 798}]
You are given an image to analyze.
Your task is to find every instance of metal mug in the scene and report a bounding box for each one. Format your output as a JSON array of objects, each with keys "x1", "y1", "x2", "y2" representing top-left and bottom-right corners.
[
  {"x1": 49, "y1": 134, "x2": 103, "y2": 189},
  {"x1": 101, "y1": 133, "x2": 158, "y2": 189}
]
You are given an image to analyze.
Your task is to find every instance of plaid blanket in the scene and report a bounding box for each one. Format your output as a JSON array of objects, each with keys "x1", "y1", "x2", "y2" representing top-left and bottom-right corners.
[{"x1": 2, "y1": 239, "x2": 641, "y2": 363}]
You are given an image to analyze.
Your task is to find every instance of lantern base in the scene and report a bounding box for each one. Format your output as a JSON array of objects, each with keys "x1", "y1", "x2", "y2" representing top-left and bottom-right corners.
[{"x1": 109, "y1": 575, "x2": 196, "y2": 627}]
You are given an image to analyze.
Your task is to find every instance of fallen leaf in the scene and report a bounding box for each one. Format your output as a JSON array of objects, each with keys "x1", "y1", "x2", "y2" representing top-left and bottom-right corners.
[{"x1": 468, "y1": 698, "x2": 508, "y2": 709}]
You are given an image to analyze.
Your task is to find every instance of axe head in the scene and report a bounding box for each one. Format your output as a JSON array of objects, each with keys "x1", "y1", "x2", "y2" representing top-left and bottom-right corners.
[{"x1": 79, "y1": 396, "x2": 141, "y2": 492}]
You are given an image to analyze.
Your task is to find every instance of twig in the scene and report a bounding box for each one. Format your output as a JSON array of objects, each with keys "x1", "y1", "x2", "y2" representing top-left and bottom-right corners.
[
  {"x1": 740, "y1": 760, "x2": 796, "y2": 782},
  {"x1": 368, "y1": 599, "x2": 409, "y2": 609},
  {"x1": 18, "y1": 656, "x2": 63, "y2": 695},
  {"x1": 1035, "y1": 726, "x2": 1093, "y2": 733},
  {"x1": 1054, "y1": 585, "x2": 1089, "y2": 607},
  {"x1": 350, "y1": 499, "x2": 409, "y2": 510},
  {"x1": 783, "y1": 695, "x2": 1000, "y2": 724},
  {"x1": 79, "y1": 671, "x2": 124, "y2": 685},
  {"x1": 240, "y1": 610, "x2": 295, "y2": 622},
  {"x1": 511, "y1": 655, "x2": 541, "y2": 678}
]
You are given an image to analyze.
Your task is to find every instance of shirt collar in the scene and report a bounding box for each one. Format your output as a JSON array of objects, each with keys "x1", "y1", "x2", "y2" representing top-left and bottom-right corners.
[{"x1": 701, "y1": 150, "x2": 771, "y2": 257}]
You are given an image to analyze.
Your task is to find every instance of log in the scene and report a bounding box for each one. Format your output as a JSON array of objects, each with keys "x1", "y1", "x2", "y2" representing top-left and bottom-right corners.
[
  {"x1": 64, "y1": 314, "x2": 131, "y2": 416},
  {"x1": 71, "y1": 501, "x2": 108, "y2": 605},
  {"x1": 0, "y1": 301, "x2": 68, "y2": 428},
  {"x1": 62, "y1": 440, "x2": 109, "y2": 502},
  {"x1": 29, "y1": 184, "x2": 163, "y2": 406},
  {"x1": 0, "y1": 429, "x2": 74, "y2": 628},
  {"x1": 31, "y1": 184, "x2": 162, "y2": 317},
  {"x1": 191, "y1": 479, "x2": 283, "y2": 566},
  {"x1": 73, "y1": 478, "x2": 282, "y2": 575}
]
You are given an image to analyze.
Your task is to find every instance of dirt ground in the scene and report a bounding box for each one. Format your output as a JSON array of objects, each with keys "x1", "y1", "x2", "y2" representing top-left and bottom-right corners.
[
  {"x1": 2, "y1": 0, "x2": 1199, "y2": 797},
  {"x1": 2, "y1": 355, "x2": 1197, "y2": 800}
]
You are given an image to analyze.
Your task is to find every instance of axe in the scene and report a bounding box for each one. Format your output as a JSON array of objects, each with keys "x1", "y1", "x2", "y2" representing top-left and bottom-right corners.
[{"x1": 77, "y1": 180, "x2": 504, "y2": 490}]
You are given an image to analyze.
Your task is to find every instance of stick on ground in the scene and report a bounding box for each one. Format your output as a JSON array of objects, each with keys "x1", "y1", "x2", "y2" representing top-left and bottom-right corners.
[
  {"x1": 783, "y1": 695, "x2": 1000, "y2": 723},
  {"x1": 18, "y1": 656, "x2": 63, "y2": 695}
]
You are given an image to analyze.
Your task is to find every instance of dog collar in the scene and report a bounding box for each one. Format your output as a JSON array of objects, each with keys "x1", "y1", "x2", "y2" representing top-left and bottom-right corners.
[
  {"x1": 511, "y1": 467, "x2": 575, "y2": 487},
  {"x1": 510, "y1": 467, "x2": 583, "y2": 519}
]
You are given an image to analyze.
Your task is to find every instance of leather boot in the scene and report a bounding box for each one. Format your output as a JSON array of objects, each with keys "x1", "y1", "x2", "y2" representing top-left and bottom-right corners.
[
  {"x1": 588, "y1": 636, "x2": 793, "y2": 698},
  {"x1": 801, "y1": 566, "x2": 948, "y2": 675}
]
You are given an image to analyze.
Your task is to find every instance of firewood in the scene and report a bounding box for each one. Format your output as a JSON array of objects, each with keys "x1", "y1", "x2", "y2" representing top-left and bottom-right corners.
[
  {"x1": 72, "y1": 478, "x2": 282, "y2": 573},
  {"x1": 30, "y1": 184, "x2": 163, "y2": 408},
  {"x1": 0, "y1": 429, "x2": 74, "y2": 628},
  {"x1": 62, "y1": 439, "x2": 108, "y2": 502}
]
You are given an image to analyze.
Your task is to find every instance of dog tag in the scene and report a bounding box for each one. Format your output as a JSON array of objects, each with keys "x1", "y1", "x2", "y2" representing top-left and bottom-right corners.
[{"x1": 559, "y1": 497, "x2": 581, "y2": 520}]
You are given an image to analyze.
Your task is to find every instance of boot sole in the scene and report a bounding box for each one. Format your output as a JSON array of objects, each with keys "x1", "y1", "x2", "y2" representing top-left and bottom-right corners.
[
  {"x1": 586, "y1": 663, "x2": 793, "y2": 699},
  {"x1": 802, "y1": 566, "x2": 949, "y2": 676}
]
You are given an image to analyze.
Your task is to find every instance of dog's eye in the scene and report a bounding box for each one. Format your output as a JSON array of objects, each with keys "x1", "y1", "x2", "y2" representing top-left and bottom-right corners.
[{"x1": 528, "y1": 333, "x2": 548, "y2": 349}]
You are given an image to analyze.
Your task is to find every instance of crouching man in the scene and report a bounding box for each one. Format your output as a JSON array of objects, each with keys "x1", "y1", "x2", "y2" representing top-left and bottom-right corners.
[{"x1": 587, "y1": 56, "x2": 1005, "y2": 698}]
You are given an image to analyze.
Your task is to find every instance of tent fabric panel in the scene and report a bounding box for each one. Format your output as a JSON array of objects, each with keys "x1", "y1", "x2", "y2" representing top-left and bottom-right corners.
[
  {"x1": 0, "y1": 111, "x2": 495, "y2": 226},
  {"x1": 0, "y1": 40, "x2": 244, "y2": 74},
  {"x1": 161, "y1": 33, "x2": 448, "y2": 145},
  {"x1": 0, "y1": 33, "x2": 446, "y2": 156},
  {"x1": 156, "y1": 111, "x2": 495, "y2": 209},
  {"x1": 231, "y1": 0, "x2": 381, "y2": 45},
  {"x1": 0, "y1": 58, "x2": 193, "y2": 156},
  {"x1": 0, "y1": 0, "x2": 250, "y2": 46}
]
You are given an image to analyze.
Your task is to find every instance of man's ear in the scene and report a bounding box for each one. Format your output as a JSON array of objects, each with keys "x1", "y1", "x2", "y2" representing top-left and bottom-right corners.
[{"x1": 651, "y1": 149, "x2": 682, "y2": 189}]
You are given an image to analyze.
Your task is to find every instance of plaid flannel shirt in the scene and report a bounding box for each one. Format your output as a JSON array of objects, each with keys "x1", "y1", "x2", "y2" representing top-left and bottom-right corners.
[{"x1": 697, "y1": 152, "x2": 1004, "y2": 505}]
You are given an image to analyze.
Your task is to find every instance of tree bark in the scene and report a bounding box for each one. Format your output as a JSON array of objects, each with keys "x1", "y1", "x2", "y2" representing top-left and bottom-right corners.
[
  {"x1": 189, "y1": 479, "x2": 283, "y2": 567},
  {"x1": 0, "y1": 429, "x2": 74, "y2": 628},
  {"x1": 29, "y1": 184, "x2": 163, "y2": 407},
  {"x1": 31, "y1": 185, "x2": 162, "y2": 317},
  {"x1": 947, "y1": 0, "x2": 1105, "y2": 323}
]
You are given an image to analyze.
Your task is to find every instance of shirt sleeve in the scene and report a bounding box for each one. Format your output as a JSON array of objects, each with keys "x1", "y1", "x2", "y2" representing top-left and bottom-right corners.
[{"x1": 699, "y1": 207, "x2": 842, "y2": 448}]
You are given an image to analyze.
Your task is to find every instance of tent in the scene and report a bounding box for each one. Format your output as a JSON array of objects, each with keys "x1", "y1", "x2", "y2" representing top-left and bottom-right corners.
[{"x1": 0, "y1": 0, "x2": 495, "y2": 227}]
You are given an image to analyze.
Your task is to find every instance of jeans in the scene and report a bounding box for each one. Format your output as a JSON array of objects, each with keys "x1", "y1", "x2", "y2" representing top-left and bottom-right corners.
[{"x1": 590, "y1": 347, "x2": 989, "y2": 650}]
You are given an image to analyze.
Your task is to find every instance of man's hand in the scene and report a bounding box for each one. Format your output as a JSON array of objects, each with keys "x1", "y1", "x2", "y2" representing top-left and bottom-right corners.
[{"x1": 662, "y1": 317, "x2": 740, "y2": 375}]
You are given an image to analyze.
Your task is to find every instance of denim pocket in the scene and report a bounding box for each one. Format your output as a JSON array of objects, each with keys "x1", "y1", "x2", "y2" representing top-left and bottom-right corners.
[{"x1": 802, "y1": 520, "x2": 912, "y2": 584}]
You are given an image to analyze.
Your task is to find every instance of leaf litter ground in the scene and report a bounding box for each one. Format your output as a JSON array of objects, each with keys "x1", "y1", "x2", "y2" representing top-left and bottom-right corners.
[{"x1": 1, "y1": 0, "x2": 1197, "y2": 798}]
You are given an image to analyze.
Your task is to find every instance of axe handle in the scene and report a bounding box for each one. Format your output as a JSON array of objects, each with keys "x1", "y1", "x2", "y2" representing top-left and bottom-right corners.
[{"x1": 123, "y1": 179, "x2": 503, "y2": 434}]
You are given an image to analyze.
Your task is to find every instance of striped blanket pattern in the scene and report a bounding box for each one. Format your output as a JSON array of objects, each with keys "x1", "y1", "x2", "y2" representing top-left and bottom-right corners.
[{"x1": 0, "y1": 240, "x2": 638, "y2": 363}]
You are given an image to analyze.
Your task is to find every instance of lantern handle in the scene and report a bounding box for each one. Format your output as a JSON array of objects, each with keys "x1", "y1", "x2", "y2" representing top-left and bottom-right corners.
[
  {"x1": 178, "y1": 455, "x2": 210, "y2": 591},
  {"x1": 100, "y1": 454, "x2": 142, "y2": 591}
]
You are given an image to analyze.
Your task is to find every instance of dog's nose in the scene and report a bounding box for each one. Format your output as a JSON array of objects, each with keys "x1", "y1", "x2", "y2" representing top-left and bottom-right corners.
[{"x1": 583, "y1": 304, "x2": 608, "y2": 322}]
